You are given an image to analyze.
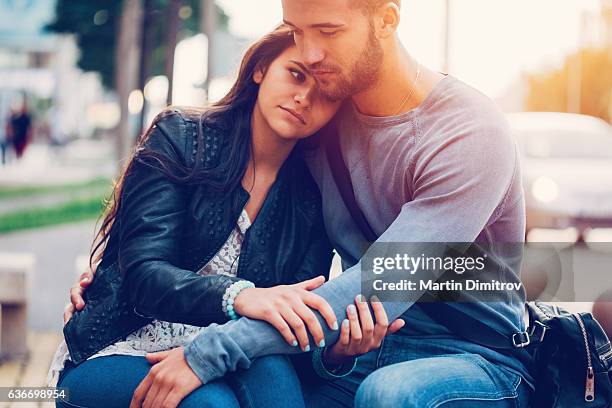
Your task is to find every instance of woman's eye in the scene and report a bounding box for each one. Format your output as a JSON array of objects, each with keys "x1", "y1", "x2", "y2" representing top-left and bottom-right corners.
[{"x1": 289, "y1": 69, "x2": 306, "y2": 82}]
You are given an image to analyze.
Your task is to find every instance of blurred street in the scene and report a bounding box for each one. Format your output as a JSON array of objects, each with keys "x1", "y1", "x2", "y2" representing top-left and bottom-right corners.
[{"x1": 0, "y1": 220, "x2": 95, "y2": 331}]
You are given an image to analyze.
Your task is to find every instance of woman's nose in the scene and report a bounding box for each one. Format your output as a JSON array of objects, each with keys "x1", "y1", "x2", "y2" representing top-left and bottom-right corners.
[{"x1": 294, "y1": 87, "x2": 313, "y2": 109}]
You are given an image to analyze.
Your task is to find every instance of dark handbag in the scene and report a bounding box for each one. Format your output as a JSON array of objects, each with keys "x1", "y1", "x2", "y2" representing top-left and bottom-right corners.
[{"x1": 324, "y1": 122, "x2": 612, "y2": 407}]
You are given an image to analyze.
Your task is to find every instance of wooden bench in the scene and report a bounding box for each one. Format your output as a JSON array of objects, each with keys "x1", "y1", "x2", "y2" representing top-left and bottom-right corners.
[{"x1": 0, "y1": 253, "x2": 34, "y2": 361}]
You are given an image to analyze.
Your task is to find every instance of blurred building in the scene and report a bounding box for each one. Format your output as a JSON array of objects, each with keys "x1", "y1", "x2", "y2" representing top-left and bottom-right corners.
[
  {"x1": 0, "y1": 0, "x2": 104, "y2": 142},
  {"x1": 603, "y1": 0, "x2": 612, "y2": 45},
  {"x1": 582, "y1": 0, "x2": 612, "y2": 47}
]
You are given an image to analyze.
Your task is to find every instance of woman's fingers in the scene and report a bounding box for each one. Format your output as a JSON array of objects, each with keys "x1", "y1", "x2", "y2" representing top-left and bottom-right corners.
[
  {"x1": 281, "y1": 308, "x2": 310, "y2": 351},
  {"x1": 337, "y1": 318, "x2": 350, "y2": 349},
  {"x1": 371, "y1": 297, "x2": 390, "y2": 343},
  {"x1": 302, "y1": 291, "x2": 338, "y2": 331},
  {"x1": 142, "y1": 380, "x2": 165, "y2": 408},
  {"x1": 161, "y1": 388, "x2": 182, "y2": 408},
  {"x1": 355, "y1": 295, "x2": 374, "y2": 341},
  {"x1": 347, "y1": 304, "x2": 362, "y2": 346},
  {"x1": 387, "y1": 318, "x2": 406, "y2": 335},
  {"x1": 294, "y1": 275, "x2": 325, "y2": 291},
  {"x1": 131, "y1": 372, "x2": 153, "y2": 408},
  {"x1": 145, "y1": 382, "x2": 168, "y2": 408},
  {"x1": 145, "y1": 350, "x2": 170, "y2": 364},
  {"x1": 267, "y1": 310, "x2": 298, "y2": 347},
  {"x1": 293, "y1": 301, "x2": 324, "y2": 349}
]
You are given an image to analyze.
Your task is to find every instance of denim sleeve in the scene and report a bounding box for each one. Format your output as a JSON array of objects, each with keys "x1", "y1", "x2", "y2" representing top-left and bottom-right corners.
[{"x1": 184, "y1": 264, "x2": 411, "y2": 384}]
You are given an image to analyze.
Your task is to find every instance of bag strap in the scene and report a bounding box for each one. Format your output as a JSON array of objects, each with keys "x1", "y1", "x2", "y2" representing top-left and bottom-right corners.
[
  {"x1": 324, "y1": 122, "x2": 377, "y2": 242},
  {"x1": 324, "y1": 123, "x2": 534, "y2": 356}
]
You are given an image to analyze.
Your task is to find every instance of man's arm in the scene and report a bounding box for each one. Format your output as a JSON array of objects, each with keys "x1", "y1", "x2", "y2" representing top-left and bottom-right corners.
[{"x1": 185, "y1": 264, "x2": 411, "y2": 383}]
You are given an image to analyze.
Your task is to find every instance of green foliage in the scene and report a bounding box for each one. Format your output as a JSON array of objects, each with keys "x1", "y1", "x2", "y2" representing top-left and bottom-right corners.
[
  {"x1": 0, "y1": 177, "x2": 111, "y2": 199},
  {"x1": 45, "y1": 0, "x2": 230, "y2": 90},
  {"x1": 0, "y1": 195, "x2": 107, "y2": 233},
  {"x1": 526, "y1": 48, "x2": 612, "y2": 122},
  {"x1": 46, "y1": 0, "x2": 123, "y2": 89}
]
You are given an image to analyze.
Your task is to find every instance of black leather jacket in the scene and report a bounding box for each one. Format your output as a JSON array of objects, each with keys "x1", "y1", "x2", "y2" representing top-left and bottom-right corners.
[{"x1": 64, "y1": 108, "x2": 333, "y2": 364}]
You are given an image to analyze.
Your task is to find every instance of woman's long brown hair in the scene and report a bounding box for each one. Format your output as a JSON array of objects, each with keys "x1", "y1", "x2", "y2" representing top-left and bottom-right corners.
[{"x1": 89, "y1": 25, "x2": 295, "y2": 268}]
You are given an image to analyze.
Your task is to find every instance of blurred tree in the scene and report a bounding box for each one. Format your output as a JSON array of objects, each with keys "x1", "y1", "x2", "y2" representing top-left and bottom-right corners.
[
  {"x1": 46, "y1": 0, "x2": 229, "y2": 90},
  {"x1": 526, "y1": 47, "x2": 612, "y2": 122},
  {"x1": 115, "y1": 0, "x2": 142, "y2": 161}
]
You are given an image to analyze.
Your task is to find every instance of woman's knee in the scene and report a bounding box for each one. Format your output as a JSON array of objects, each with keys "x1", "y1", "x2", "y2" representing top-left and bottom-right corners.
[
  {"x1": 179, "y1": 381, "x2": 240, "y2": 408},
  {"x1": 236, "y1": 355, "x2": 299, "y2": 386},
  {"x1": 56, "y1": 356, "x2": 150, "y2": 407},
  {"x1": 232, "y1": 355, "x2": 304, "y2": 408}
]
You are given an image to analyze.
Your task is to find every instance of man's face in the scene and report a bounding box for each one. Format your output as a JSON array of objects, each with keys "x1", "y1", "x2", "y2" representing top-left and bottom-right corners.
[{"x1": 282, "y1": 0, "x2": 383, "y2": 100}]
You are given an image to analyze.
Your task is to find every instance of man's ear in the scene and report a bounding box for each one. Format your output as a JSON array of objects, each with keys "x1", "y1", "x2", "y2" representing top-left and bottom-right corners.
[{"x1": 376, "y1": 2, "x2": 400, "y2": 39}]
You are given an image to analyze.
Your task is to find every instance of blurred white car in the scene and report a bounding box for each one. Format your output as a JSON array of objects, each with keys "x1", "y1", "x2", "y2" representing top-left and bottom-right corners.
[{"x1": 507, "y1": 112, "x2": 612, "y2": 238}]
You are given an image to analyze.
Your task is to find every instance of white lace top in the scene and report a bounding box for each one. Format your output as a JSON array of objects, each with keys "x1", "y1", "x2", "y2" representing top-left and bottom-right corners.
[{"x1": 47, "y1": 209, "x2": 252, "y2": 386}]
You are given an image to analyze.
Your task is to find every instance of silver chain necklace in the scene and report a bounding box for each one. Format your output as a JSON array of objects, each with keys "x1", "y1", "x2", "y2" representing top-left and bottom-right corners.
[{"x1": 393, "y1": 62, "x2": 421, "y2": 116}]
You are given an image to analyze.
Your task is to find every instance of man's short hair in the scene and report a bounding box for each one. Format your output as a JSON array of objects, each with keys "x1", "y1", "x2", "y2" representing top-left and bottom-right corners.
[{"x1": 352, "y1": 0, "x2": 401, "y2": 14}]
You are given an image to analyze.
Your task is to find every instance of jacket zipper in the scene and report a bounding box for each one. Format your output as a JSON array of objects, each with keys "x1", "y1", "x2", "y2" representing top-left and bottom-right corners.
[{"x1": 574, "y1": 313, "x2": 595, "y2": 402}]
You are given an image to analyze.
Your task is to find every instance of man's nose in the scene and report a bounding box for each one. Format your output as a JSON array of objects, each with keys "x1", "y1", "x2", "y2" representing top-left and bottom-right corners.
[{"x1": 299, "y1": 38, "x2": 325, "y2": 66}]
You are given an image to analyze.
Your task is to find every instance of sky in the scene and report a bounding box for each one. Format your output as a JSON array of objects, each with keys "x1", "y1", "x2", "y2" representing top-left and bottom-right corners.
[{"x1": 216, "y1": 0, "x2": 604, "y2": 100}]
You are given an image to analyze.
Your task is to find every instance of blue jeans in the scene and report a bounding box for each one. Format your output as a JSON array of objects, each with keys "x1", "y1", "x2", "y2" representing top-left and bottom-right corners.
[
  {"x1": 56, "y1": 354, "x2": 304, "y2": 408},
  {"x1": 303, "y1": 335, "x2": 533, "y2": 408}
]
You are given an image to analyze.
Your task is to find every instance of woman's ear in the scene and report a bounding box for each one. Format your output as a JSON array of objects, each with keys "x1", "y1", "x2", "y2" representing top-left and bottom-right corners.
[{"x1": 253, "y1": 67, "x2": 264, "y2": 84}]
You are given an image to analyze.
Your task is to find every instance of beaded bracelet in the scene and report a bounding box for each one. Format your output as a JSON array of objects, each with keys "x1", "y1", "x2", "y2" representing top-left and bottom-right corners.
[{"x1": 222, "y1": 280, "x2": 255, "y2": 320}]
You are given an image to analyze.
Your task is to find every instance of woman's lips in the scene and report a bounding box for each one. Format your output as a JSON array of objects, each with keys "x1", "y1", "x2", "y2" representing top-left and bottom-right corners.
[{"x1": 280, "y1": 106, "x2": 306, "y2": 125}]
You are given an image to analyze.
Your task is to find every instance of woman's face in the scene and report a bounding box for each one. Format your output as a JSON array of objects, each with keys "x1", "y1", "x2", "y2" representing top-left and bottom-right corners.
[{"x1": 253, "y1": 45, "x2": 341, "y2": 140}]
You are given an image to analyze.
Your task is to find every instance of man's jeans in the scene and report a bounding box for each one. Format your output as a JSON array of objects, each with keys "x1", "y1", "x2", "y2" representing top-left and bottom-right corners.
[
  {"x1": 56, "y1": 354, "x2": 304, "y2": 408},
  {"x1": 304, "y1": 335, "x2": 533, "y2": 408}
]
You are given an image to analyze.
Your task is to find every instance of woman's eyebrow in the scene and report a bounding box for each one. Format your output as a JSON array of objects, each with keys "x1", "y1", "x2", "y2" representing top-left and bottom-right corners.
[{"x1": 289, "y1": 60, "x2": 310, "y2": 73}]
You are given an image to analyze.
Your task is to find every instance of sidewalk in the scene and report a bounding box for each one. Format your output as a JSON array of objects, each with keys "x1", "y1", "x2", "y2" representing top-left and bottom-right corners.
[
  {"x1": 0, "y1": 220, "x2": 97, "y2": 331},
  {"x1": 0, "y1": 141, "x2": 115, "y2": 188}
]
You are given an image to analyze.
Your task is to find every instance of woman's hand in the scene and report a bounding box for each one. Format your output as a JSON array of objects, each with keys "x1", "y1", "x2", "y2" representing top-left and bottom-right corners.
[
  {"x1": 233, "y1": 276, "x2": 338, "y2": 351},
  {"x1": 323, "y1": 295, "x2": 405, "y2": 366},
  {"x1": 130, "y1": 347, "x2": 201, "y2": 408}
]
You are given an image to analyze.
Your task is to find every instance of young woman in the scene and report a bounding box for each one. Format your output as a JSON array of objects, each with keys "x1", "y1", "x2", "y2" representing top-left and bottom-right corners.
[{"x1": 50, "y1": 25, "x2": 395, "y2": 408}]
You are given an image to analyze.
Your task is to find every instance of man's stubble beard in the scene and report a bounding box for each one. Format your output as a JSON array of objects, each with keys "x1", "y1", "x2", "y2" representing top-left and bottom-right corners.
[{"x1": 319, "y1": 25, "x2": 383, "y2": 101}]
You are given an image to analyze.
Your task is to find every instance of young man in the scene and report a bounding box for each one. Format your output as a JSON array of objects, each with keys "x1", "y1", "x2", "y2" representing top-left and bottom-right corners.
[{"x1": 68, "y1": 1, "x2": 533, "y2": 406}]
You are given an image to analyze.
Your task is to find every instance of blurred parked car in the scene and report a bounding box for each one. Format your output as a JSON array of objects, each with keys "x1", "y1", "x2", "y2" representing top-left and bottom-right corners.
[{"x1": 507, "y1": 112, "x2": 612, "y2": 239}]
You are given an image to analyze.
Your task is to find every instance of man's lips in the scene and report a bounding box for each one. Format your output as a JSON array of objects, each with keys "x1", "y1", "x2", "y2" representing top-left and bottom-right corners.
[
  {"x1": 280, "y1": 106, "x2": 306, "y2": 125},
  {"x1": 310, "y1": 70, "x2": 335, "y2": 76}
]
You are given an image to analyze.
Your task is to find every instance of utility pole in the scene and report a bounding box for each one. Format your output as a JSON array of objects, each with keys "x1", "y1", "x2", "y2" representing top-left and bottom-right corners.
[
  {"x1": 165, "y1": 0, "x2": 182, "y2": 106},
  {"x1": 201, "y1": 0, "x2": 216, "y2": 103},
  {"x1": 567, "y1": 13, "x2": 585, "y2": 114},
  {"x1": 443, "y1": 0, "x2": 451, "y2": 74},
  {"x1": 138, "y1": 0, "x2": 156, "y2": 136}
]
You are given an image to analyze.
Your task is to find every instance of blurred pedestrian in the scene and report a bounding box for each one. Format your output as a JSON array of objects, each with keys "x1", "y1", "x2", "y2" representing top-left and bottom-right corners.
[
  {"x1": 7, "y1": 101, "x2": 33, "y2": 159},
  {"x1": 0, "y1": 119, "x2": 8, "y2": 165}
]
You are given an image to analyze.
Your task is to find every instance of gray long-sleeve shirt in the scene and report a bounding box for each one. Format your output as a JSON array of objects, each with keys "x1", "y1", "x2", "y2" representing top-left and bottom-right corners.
[{"x1": 184, "y1": 75, "x2": 530, "y2": 384}]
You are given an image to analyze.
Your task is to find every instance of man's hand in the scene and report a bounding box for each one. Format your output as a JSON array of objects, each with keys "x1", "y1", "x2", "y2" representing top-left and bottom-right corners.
[
  {"x1": 323, "y1": 295, "x2": 405, "y2": 366},
  {"x1": 63, "y1": 263, "x2": 97, "y2": 325},
  {"x1": 130, "y1": 347, "x2": 202, "y2": 408}
]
